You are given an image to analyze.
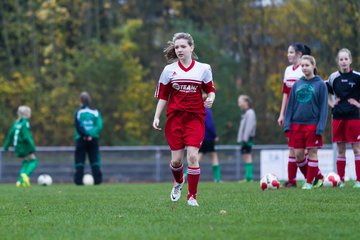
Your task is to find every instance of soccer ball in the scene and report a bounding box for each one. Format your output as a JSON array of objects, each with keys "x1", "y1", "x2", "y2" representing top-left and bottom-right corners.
[
  {"x1": 83, "y1": 174, "x2": 94, "y2": 186},
  {"x1": 260, "y1": 173, "x2": 280, "y2": 190},
  {"x1": 323, "y1": 172, "x2": 341, "y2": 187},
  {"x1": 37, "y1": 174, "x2": 52, "y2": 186}
]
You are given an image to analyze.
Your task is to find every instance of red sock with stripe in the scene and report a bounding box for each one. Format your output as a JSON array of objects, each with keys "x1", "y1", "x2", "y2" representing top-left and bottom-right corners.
[
  {"x1": 306, "y1": 159, "x2": 318, "y2": 184},
  {"x1": 306, "y1": 154, "x2": 323, "y2": 180},
  {"x1": 297, "y1": 157, "x2": 308, "y2": 178},
  {"x1": 288, "y1": 156, "x2": 297, "y2": 184},
  {"x1": 336, "y1": 156, "x2": 346, "y2": 182},
  {"x1": 187, "y1": 167, "x2": 200, "y2": 200},
  {"x1": 170, "y1": 163, "x2": 184, "y2": 184},
  {"x1": 355, "y1": 155, "x2": 360, "y2": 182}
]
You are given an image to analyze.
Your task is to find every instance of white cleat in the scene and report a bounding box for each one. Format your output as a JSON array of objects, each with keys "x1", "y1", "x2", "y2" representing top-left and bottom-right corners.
[
  {"x1": 187, "y1": 196, "x2": 199, "y2": 207},
  {"x1": 170, "y1": 179, "x2": 184, "y2": 202}
]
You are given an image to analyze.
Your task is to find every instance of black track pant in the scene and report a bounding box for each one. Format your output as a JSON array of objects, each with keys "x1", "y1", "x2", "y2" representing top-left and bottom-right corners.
[{"x1": 74, "y1": 138, "x2": 102, "y2": 185}]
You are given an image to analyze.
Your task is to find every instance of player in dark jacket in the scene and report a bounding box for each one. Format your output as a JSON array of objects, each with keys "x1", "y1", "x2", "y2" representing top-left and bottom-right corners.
[{"x1": 74, "y1": 92, "x2": 103, "y2": 185}]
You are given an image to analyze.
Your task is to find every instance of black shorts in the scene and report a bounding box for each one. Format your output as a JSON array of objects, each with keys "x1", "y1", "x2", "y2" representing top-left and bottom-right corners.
[
  {"x1": 199, "y1": 140, "x2": 216, "y2": 154},
  {"x1": 240, "y1": 141, "x2": 253, "y2": 154}
]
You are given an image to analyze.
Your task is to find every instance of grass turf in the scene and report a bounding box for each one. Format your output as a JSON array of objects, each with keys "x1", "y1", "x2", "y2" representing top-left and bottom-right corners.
[{"x1": 0, "y1": 182, "x2": 360, "y2": 240}]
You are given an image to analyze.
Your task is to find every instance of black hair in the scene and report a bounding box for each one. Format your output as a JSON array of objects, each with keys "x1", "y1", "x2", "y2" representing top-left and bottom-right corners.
[{"x1": 291, "y1": 42, "x2": 311, "y2": 55}]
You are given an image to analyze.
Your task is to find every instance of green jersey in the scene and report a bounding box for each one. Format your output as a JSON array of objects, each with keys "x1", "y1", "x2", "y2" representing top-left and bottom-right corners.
[
  {"x1": 74, "y1": 105, "x2": 103, "y2": 140},
  {"x1": 3, "y1": 118, "x2": 36, "y2": 157}
]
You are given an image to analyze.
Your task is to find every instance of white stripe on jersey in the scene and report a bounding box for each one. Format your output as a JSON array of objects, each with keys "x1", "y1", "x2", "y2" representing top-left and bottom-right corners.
[
  {"x1": 77, "y1": 108, "x2": 99, "y2": 119},
  {"x1": 283, "y1": 65, "x2": 303, "y2": 88}
]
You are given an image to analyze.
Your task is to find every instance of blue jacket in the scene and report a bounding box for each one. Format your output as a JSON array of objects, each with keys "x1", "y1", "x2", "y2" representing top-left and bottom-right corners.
[
  {"x1": 284, "y1": 76, "x2": 328, "y2": 135},
  {"x1": 204, "y1": 108, "x2": 217, "y2": 141}
]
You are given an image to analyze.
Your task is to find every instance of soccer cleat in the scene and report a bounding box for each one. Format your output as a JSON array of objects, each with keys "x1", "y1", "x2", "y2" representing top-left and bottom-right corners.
[
  {"x1": 302, "y1": 183, "x2": 313, "y2": 190},
  {"x1": 21, "y1": 173, "x2": 31, "y2": 187},
  {"x1": 16, "y1": 181, "x2": 22, "y2": 187},
  {"x1": 338, "y1": 181, "x2": 345, "y2": 188},
  {"x1": 281, "y1": 181, "x2": 297, "y2": 188},
  {"x1": 313, "y1": 178, "x2": 323, "y2": 188},
  {"x1": 353, "y1": 181, "x2": 360, "y2": 188},
  {"x1": 170, "y1": 179, "x2": 184, "y2": 202},
  {"x1": 187, "y1": 196, "x2": 199, "y2": 207}
]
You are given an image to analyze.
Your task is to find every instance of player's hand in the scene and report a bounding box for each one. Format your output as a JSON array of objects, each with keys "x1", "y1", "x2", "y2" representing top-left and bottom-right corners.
[
  {"x1": 348, "y1": 98, "x2": 360, "y2": 108},
  {"x1": 204, "y1": 97, "x2": 214, "y2": 108},
  {"x1": 277, "y1": 115, "x2": 284, "y2": 127},
  {"x1": 335, "y1": 98, "x2": 340, "y2": 104},
  {"x1": 153, "y1": 118, "x2": 162, "y2": 131}
]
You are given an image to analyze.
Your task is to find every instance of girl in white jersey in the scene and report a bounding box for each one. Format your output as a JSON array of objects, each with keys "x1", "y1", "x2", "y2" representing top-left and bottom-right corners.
[
  {"x1": 153, "y1": 33, "x2": 216, "y2": 207},
  {"x1": 278, "y1": 43, "x2": 323, "y2": 188}
]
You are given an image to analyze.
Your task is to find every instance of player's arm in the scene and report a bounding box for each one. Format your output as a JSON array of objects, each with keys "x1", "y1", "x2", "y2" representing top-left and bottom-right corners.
[
  {"x1": 242, "y1": 111, "x2": 256, "y2": 142},
  {"x1": 74, "y1": 113, "x2": 89, "y2": 138},
  {"x1": 316, "y1": 83, "x2": 329, "y2": 135},
  {"x1": 204, "y1": 92, "x2": 215, "y2": 108},
  {"x1": 153, "y1": 99, "x2": 167, "y2": 131},
  {"x1": 283, "y1": 84, "x2": 296, "y2": 133},
  {"x1": 277, "y1": 93, "x2": 288, "y2": 127},
  {"x1": 3, "y1": 125, "x2": 14, "y2": 151},
  {"x1": 348, "y1": 98, "x2": 360, "y2": 108},
  {"x1": 88, "y1": 111, "x2": 103, "y2": 138},
  {"x1": 23, "y1": 123, "x2": 35, "y2": 149}
]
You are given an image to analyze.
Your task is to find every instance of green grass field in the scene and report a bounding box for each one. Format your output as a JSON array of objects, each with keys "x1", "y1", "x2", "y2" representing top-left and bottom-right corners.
[{"x1": 1, "y1": 182, "x2": 360, "y2": 240}]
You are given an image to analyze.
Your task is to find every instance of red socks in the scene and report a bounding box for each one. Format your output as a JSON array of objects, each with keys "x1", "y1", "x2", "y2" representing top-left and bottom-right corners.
[
  {"x1": 355, "y1": 155, "x2": 360, "y2": 182},
  {"x1": 297, "y1": 157, "x2": 308, "y2": 178},
  {"x1": 306, "y1": 159, "x2": 318, "y2": 184},
  {"x1": 336, "y1": 156, "x2": 346, "y2": 182},
  {"x1": 288, "y1": 156, "x2": 297, "y2": 184},
  {"x1": 187, "y1": 167, "x2": 200, "y2": 200},
  {"x1": 170, "y1": 163, "x2": 184, "y2": 184}
]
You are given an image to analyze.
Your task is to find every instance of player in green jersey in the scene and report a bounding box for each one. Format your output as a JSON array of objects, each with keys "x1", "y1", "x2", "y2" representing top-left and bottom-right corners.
[
  {"x1": 3, "y1": 106, "x2": 38, "y2": 187},
  {"x1": 74, "y1": 92, "x2": 103, "y2": 185}
]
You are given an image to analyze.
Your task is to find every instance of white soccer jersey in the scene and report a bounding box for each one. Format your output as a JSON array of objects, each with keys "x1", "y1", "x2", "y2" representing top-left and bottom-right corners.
[
  {"x1": 282, "y1": 64, "x2": 303, "y2": 94},
  {"x1": 155, "y1": 60, "x2": 215, "y2": 115}
]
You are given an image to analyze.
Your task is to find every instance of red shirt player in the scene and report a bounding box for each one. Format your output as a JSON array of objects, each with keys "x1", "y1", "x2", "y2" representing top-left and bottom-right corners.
[{"x1": 153, "y1": 32, "x2": 215, "y2": 207}]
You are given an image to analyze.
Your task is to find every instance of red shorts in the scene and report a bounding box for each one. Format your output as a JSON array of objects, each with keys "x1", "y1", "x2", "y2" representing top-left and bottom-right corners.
[
  {"x1": 288, "y1": 124, "x2": 323, "y2": 149},
  {"x1": 332, "y1": 119, "x2": 360, "y2": 143},
  {"x1": 165, "y1": 111, "x2": 205, "y2": 150},
  {"x1": 285, "y1": 131, "x2": 290, "y2": 142}
]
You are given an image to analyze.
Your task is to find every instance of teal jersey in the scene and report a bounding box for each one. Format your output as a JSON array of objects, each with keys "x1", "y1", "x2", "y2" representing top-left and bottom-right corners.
[
  {"x1": 3, "y1": 118, "x2": 36, "y2": 157},
  {"x1": 74, "y1": 105, "x2": 103, "y2": 140}
]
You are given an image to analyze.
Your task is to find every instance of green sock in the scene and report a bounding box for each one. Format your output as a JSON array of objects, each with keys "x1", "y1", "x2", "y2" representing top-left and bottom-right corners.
[
  {"x1": 18, "y1": 160, "x2": 29, "y2": 183},
  {"x1": 25, "y1": 158, "x2": 38, "y2": 176},
  {"x1": 183, "y1": 168, "x2": 188, "y2": 178},
  {"x1": 212, "y1": 164, "x2": 221, "y2": 182},
  {"x1": 245, "y1": 163, "x2": 253, "y2": 181}
]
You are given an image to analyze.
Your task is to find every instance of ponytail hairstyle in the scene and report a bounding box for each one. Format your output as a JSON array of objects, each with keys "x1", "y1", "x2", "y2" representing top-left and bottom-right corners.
[
  {"x1": 335, "y1": 48, "x2": 352, "y2": 63},
  {"x1": 301, "y1": 55, "x2": 317, "y2": 75},
  {"x1": 163, "y1": 32, "x2": 198, "y2": 63},
  {"x1": 239, "y1": 94, "x2": 252, "y2": 108},
  {"x1": 80, "y1": 91, "x2": 91, "y2": 106},
  {"x1": 291, "y1": 42, "x2": 311, "y2": 56},
  {"x1": 17, "y1": 105, "x2": 31, "y2": 119}
]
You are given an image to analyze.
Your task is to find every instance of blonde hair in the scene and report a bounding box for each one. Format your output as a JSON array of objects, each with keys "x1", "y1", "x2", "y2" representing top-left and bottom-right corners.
[
  {"x1": 239, "y1": 94, "x2": 252, "y2": 108},
  {"x1": 163, "y1": 32, "x2": 198, "y2": 63},
  {"x1": 336, "y1": 48, "x2": 352, "y2": 63},
  {"x1": 301, "y1": 55, "x2": 317, "y2": 75},
  {"x1": 17, "y1": 105, "x2": 31, "y2": 119}
]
